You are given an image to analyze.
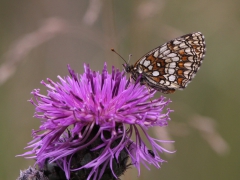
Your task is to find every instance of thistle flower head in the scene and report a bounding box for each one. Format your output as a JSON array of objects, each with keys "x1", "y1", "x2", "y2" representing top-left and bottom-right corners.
[{"x1": 20, "y1": 63, "x2": 173, "y2": 180}]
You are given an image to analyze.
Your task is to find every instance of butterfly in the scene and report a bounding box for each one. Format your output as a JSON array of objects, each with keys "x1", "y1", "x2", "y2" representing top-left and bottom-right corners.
[{"x1": 122, "y1": 32, "x2": 206, "y2": 94}]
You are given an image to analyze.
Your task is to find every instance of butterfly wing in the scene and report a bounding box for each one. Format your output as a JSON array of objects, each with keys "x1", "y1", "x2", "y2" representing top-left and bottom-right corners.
[{"x1": 133, "y1": 32, "x2": 206, "y2": 94}]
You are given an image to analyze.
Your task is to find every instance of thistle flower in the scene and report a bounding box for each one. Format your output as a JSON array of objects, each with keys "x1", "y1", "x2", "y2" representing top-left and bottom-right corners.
[{"x1": 19, "y1": 63, "x2": 174, "y2": 180}]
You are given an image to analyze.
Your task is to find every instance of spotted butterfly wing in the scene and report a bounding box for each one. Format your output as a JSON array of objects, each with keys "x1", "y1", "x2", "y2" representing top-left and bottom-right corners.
[{"x1": 125, "y1": 32, "x2": 206, "y2": 94}]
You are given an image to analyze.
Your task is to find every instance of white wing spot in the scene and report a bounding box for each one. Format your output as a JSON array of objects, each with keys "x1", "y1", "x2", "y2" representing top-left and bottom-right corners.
[
  {"x1": 143, "y1": 60, "x2": 150, "y2": 67},
  {"x1": 193, "y1": 37, "x2": 198, "y2": 40},
  {"x1": 185, "y1": 48, "x2": 191, "y2": 53},
  {"x1": 188, "y1": 56, "x2": 193, "y2": 61},
  {"x1": 184, "y1": 62, "x2": 192, "y2": 67},
  {"x1": 172, "y1": 57, "x2": 180, "y2": 61},
  {"x1": 169, "y1": 83, "x2": 179, "y2": 88},
  {"x1": 173, "y1": 40, "x2": 181, "y2": 45},
  {"x1": 169, "y1": 75, "x2": 176, "y2": 81},
  {"x1": 165, "y1": 58, "x2": 172, "y2": 63},
  {"x1": 167, "y1": 53, "x2": 177, "y2": 58},
  {"x1": 152, "y1": 71, "x2": 160, "y2": 76},
  {"x1": 184, "y1": 70, "x2": 191, "y2": 78},
  {"x1": 163, "y1": 50, "x2": 170, "y2": 56},
  {"x1": 169, "y1": 62, "x2": 176, "y2": 68},
  {"x1": 139, "y1": 58, "x2": 145, "y2": 64},
  {"x1": 138, "y1": 68, "x2": 143, "y2": 73},
  {"x1": 180, "y1": 43, "x2": 188, "y2": 48},
  {"x1": 154, "y1": 51, "x2": 159, "y2": 57},
  {"x1": 168, "y1": 68, "x2": 175, "y2": 74},
  {"x1": 164, "y1": 81, "x2": 170, "y2": 86},
  {"x1": 159, "y1": 44, "x2": 167, "y2": 53}
]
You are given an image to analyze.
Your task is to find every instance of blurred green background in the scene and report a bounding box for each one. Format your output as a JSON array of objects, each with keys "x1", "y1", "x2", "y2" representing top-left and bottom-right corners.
[{"x1": 0, "y1": 0, "x2": 239, "y2": 179}]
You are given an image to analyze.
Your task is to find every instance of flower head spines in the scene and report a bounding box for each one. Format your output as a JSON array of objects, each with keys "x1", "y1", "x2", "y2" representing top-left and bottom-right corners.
[{"x1": 68, "y1": 64, "x2": 78, "y2": 82}]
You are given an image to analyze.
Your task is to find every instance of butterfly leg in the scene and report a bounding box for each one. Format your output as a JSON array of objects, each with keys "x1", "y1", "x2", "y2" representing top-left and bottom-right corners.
[{"x1": 139, "y1": 78, "x2": 154, "y2": 102}]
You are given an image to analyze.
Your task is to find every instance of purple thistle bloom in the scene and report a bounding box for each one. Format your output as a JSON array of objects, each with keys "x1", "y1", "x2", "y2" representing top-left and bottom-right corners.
[{"x1": 20, "y1": 63, "x2": 174, "y2": 180}]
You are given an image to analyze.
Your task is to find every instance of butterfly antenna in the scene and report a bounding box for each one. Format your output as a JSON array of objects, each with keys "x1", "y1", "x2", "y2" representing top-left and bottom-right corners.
[
  {"x1": 128, "y1": 54, "x2": 132, "y2": 64},
  {"x1": 111, "y1": 48, "x2": 128, "y2": 64}
]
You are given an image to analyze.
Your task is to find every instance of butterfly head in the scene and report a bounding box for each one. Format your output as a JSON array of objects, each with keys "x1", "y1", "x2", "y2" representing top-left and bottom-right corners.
[{"x1": 122, "y1": 63, "x2": 133, "y2": 73}]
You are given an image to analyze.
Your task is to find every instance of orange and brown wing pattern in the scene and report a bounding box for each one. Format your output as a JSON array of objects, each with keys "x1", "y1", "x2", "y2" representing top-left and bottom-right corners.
[{"x1": 130, "y1": 32, "x2": 206, "y2": 94}]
